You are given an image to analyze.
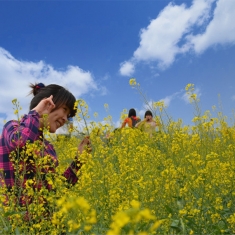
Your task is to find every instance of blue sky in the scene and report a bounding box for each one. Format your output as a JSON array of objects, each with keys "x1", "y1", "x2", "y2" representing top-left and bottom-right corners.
[{"x1": 0, "y1": 0, "x2": 235, "y2": 132}]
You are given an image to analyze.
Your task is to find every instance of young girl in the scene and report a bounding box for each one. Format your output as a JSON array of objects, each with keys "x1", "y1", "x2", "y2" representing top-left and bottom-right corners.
[
  {"x1": 0, "y1": 83, "x2": 90, "y2": 207},
  {"x1": 121, "y1": 108, "x2": 141, "y2": 128},
  {"x1": 136, "y1": 110, "x2": 158, "y2": 137}
]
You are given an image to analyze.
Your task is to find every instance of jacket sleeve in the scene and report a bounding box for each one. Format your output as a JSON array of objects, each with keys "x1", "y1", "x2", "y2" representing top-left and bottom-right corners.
[
  {"x1": 63, "y1": 159, "x2": 82, "y2": 185},
  {"x1": 121, "y1": 118, "x2": 132, "y2": 128},
  {"x1": 3, "y1": 110, "x2": 40, "y2": 151},
  {"x1": 121, "y1": 118, "x2": 127, "y2": 128}
]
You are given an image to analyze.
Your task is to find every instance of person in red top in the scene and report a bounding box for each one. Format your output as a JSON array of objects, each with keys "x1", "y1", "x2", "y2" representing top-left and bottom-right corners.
[
  {"x1": 0, "y1": 83, "x2": 90, "y2": 207},
  {"x1": 121, "y1": 108, "x2": 141, "y2": 128}
]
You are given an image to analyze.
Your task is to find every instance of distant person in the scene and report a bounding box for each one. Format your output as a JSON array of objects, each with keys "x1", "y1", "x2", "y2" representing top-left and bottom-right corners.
[
  {"x1": 121, "y1": 108, "x2": 141, "y2": 128},
  {"x1": 136, "y1": 110, "x2": 158, "y2": 137}
]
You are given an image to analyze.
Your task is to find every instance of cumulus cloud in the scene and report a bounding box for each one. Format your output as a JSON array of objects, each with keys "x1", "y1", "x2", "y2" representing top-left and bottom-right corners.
[
  {"x1": 138, "y1": 96, "x2": 174, "y2": 117},
  {"x1": 0, "y1": 47, "x2": 100, "y2": 130},
  {"x1": 190, "y1": 0, "x2": 235, "y2": 53},
  {"x1": 137, "y1": 90, "x2": 185, "y2": 118},
  {"x1": 160, "y1": 90, "x2": 184, "y2": 107},
  {"x1": 119, "y1": 0, "x2": 235, "y2": 76},
  {"x1": 119, "y1": 61, "x2": 135, "y2": 76}
]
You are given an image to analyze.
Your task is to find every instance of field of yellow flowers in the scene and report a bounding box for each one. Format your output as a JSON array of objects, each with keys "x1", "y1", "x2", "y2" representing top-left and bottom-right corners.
[{"x1": 1, "y1": 82, "x2": 235, "y2": 234}]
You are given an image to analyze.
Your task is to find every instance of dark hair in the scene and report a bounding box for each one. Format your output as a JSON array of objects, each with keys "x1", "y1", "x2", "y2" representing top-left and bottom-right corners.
[
  {"x1": 144, "y1": 110, "x2": 153, "y2": 118},
  {"x1": 29, "y1": 83, "x2": 77, "y2": 117},
  {"x1": 128, "y1": 108, "x2": 136, "y2": 118}
]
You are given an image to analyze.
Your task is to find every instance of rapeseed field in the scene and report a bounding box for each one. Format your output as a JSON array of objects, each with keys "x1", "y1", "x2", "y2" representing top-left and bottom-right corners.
[{"x1": 1, "y1": 81, "x2": 235, "y2": 234}]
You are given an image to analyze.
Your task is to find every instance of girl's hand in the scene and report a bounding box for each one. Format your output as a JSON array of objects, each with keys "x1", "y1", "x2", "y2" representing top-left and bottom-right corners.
[
  {"x1": 145, "y1": 117, "x2": 150, "y2": 122},
  {"x1": 32, "y1": 95, "x2": 55, "y2": 117},
  {"x1": 78, "y1": 136, "x2": 92, "y2": 154}
]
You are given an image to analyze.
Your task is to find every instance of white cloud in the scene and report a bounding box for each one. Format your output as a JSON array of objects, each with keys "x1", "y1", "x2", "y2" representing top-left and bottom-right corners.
[
  {"x1": 138, "y1": 90, "x2": 184, "y2": 117},
  {"x1": 0, "y1": 47, "x2": 100, "y2": 131},
  {"x1": 114, "y1": 120, "x2": 121, "y2": 128},
  {"x1": 119, "y1": 61, "x2": 135, "y2": 76},
  {"x1": 138, "y1": 109, "x2": 146, "y2": 118},
  {"x1": 190, "y1": 0, "x2": 235, "y2": 53},
  {"x1": 102, "y1": 73, "x2": 110, "y2": 81},
  {"x1": 99, "y1": 86, "x2": 108, "y2": 96},
  {"x1": 159, "y1": 90, "x2": 183, "y2": 107},
  {"x1": 119, "y1": 0, "x2": 235, "y2": 75},
  {"x1": 161, "y1": 96, "x2": 172, "y2": 107}
]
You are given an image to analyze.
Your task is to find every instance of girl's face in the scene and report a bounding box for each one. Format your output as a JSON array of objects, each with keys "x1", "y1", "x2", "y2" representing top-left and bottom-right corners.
[
  {"x1": 145, "y1": 115, "x2": 153, "y2": 122},
  {"x1": 42, "y1": 105, "x2": 71, "y2": 133}
]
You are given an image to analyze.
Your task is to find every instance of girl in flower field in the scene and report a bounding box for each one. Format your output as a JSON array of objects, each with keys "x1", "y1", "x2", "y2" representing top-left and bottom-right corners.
[
  {"x1": 0, "y1": 83, "x2": 90, "y2": 208},
  {"x1": 121, "y1": 108, "x2": 141, "y2": 128},
  {"x1": 136, "y1": 110, "x2": 158, "y2": 137}
]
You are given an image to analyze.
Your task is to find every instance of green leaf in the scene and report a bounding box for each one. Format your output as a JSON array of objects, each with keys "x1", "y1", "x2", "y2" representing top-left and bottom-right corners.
[{"x1": 171, "y1": 219, "x2": 180, "y2": 228}]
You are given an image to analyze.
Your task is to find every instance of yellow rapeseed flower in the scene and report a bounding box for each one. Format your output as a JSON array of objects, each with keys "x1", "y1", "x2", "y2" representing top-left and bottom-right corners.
[
  {"x1": 130, "y1": 200, "x2": 140, "y2": 209},
  {"x1": 129, "y1": 78, "x2": 137, "y2": 86}
]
